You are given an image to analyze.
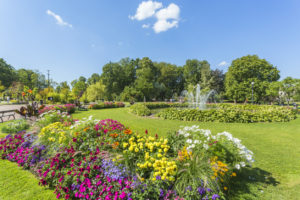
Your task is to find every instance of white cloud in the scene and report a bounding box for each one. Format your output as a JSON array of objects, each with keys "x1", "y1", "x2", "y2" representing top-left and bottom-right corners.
[
  {"x1": 218, "y1": 61, "x2": 228, "y2": 67},
  {"x1": 155, "y1": 3, "x2": 180, "y2": 21},
  {"x1": 130, "y1": 1, "x2": 180, "y2": 33},
  {"x1": 129, "y1": 1, "x2": 162, "y2": 21},
  {"x1": 153, "y1": 20, "x2": 178, "y2": 33},
  {"x1": 153, "y1": 3, "x2": 180, "y2": 33},
  {"x1": 142, "y1": 24, "x2": 150, "y2": 28},
  {"x1": 46, "y1": 10, "x2": 72, "y2": 28}
]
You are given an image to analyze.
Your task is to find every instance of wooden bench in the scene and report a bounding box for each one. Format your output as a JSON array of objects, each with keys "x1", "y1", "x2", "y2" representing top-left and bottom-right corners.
[{"x1": 0, "y1": 110, "x2": 16, "y2": 123}]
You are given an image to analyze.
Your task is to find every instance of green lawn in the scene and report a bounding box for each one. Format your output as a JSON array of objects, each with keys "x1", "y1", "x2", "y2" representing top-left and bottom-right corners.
[
  {"x1": 0, "y1": 108, "x2": 299, "y2": 199},
  {"x1": 73, "y1": 108, "x2": 300, "y2": 200}
]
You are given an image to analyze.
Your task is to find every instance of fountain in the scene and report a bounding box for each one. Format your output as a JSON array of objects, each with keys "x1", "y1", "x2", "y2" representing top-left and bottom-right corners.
[{"x1": 180, "y1": 84, "x2": 216, "y2": 110}]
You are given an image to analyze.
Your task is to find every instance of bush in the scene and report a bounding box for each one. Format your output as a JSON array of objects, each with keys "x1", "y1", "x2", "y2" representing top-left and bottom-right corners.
[
  {"x1": 157, "y1": 104, "x2": 297, "y2": 123},
  {"x1": 1, "y1": 119, "x2": 30, "y2": 133},
  {"x1": 89, "y1": 102, "x2": 125, "y2": 109},
  {"x1": 129, "y1": 103, "x2": 151, "y2": 116},
  {"x1": 144, "y1": 102, "x2": 188, "y2": 109}
]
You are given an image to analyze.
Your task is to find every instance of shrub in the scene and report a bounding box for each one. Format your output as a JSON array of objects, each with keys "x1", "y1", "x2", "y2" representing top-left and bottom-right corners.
[
  {"x1": 144, "y1": 102, "x2": 188, "y2": 109},
  {"x1": 157, "y1": 104, "x2": 297, "y2": 123},
  {"x1": 1, "y1": 119, "x2": 30, "y2": 133},
  {"x1": 88, "y1": 102, "x2": 125, "y2": 109},
  {"x1": 129, "y1": 103, "x2": 151, "y2": 116}
]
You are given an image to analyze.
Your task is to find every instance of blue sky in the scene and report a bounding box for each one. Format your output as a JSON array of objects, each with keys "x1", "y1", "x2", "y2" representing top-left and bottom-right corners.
[{"x1": 0, "y1": 0, "x2": 299, "y2": 83}]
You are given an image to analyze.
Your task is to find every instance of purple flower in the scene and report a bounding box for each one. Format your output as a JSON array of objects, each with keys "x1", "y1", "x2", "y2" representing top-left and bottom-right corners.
[{"x1": 212, "y1": 194, "x2": 220, "y2": 200}]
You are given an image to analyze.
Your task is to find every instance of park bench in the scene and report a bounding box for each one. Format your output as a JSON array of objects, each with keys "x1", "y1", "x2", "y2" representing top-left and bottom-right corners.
[
  {"x1": 78, "y1": 105, "x2": 88, "y2": 111},
  {"x1": 0, "y1": 110, "x2": 16, "y2": 123}
]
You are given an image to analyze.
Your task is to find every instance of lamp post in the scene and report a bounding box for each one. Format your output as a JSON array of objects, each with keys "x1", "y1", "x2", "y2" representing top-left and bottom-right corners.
[{"x1": 251, "y1": 82, "x2": 254, "y2": 104}]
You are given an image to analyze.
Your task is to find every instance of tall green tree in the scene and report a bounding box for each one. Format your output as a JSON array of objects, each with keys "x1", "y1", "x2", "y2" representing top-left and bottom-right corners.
[
  {"x1": 225, "y1": 55, "x2": 280, "y2": 103},
  {"x1": 0, "y1": 58, "x2": 16, "y2": 88},
  {"x1": 183, "y1": 59, "x2": 211, "y2": 89}
]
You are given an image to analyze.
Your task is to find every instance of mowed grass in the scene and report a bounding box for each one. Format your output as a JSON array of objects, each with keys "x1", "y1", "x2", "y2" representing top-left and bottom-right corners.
[
  {"x1": 73, "y1": 108, "x2": 300, "y2": 200},
  {"x1": 0, "y1": 122, "x2": 56, "y2": 200}
]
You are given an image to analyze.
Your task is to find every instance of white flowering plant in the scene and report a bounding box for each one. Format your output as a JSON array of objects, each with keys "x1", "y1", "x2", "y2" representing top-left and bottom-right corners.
[{"x1": 177, "y1": 125, "x2": 254, "y2": 169}]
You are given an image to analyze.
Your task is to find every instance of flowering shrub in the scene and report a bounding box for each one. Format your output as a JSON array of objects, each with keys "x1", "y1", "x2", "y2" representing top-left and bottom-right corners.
[
  {"x1": 39, "y1": 104, "x2": 76, "y2": 115},
  {"x1": 89, "y1": 102, "x2": 125, "y2": 109}
]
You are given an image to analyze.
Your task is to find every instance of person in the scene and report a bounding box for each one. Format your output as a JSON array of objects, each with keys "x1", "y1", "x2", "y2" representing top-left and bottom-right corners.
[{"x1": 7, "y1": 96, "x2": 9, "y2": 104}]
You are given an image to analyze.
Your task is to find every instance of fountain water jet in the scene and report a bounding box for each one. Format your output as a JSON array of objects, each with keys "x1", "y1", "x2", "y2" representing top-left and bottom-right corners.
[{"x1": 180, "y1": 84, "x2": 217, "y2": 110}]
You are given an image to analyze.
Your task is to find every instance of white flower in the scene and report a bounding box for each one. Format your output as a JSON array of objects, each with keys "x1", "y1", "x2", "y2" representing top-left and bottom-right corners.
[
  {"x1": 203, "y1": 144, "x2": 209, "y2": 150},
  {"x1": 194, "y1": 140, "x2": 200, "y2": 144},
  {"x1": 235, "y1": 164, "x2": 241, "y2": 170},
  {"x1": 186, "y1": 139, "x2": 193, "y2": 144},
  {"x1": 240, "y1": 162, "x2": 246, "y2": 167}
]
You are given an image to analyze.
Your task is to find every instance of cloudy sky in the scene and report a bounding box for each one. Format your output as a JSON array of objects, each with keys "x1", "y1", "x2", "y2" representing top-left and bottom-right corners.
[{"x1": 0, "y1": 0, "x2": 299, "y2": 82}]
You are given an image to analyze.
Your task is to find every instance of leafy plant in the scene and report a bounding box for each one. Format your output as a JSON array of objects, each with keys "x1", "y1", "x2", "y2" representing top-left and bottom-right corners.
[
  {"x1": 129, "y1": 103, "x2": 151, "y2": 116},
  {"x1": 1, "y1": 119, "x2": 30, "y2": 133}
]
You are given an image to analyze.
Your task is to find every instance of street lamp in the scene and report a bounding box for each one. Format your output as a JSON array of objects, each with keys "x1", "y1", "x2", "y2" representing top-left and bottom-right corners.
[{"x1": 251, "y1": 82, "x2": 254, "y2": 104}]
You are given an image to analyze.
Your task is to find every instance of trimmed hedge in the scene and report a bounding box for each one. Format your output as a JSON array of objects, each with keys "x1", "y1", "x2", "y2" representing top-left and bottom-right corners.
[
  {"x1": 157, "y1": 104, "x2": 297, "y2": 123},
  {"x1": 144, "y1": 102, "x2": 189, "y2": 109},
  {"x1": 89, "y1": 102, "x2": 125, "y2": 109}
]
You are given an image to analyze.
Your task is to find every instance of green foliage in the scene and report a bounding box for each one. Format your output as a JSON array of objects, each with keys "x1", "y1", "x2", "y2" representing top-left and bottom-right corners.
[
  {"x1": 89, "y1": 102, "x2": 125, "y2": 109},
  {"x1": 0, "y1": 58, "x2": 16, "y2": 88},
  {"x1": 157, "y1": 104, "x2": 297, "y2": 123},
  {"x1": 86, "y1": 81, "x2": 106, "y2": 102},
  {"x1": 144, "y1": 102, "x2": 189, "y2": 109},
  {"x1": 225, "y1": 55, "x2": 280, "y2": 103},
  {"x1": 129, "y1": 103, "x2": 151, "y2": 116},
  {"x1": 1, "y1": 119, "x2": 30, "y2": 133}
]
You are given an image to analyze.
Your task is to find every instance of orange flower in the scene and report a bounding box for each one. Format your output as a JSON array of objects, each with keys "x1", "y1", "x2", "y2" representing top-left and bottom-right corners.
[
  {"x1": 109, "y1": 133, "x2": 119, "y2": 138},
  {"x1": 124, "y1": 129, "x2": 132, "y2": 135},
  {"x1": 22, "y1": 92, "x2": 26, "y2": 97},
  {"x1": 112, "y1": 142, "x2": 119, "y2": 149},
  {"x1": 83, "y1": 127, "x2": 90, "y2": 132},
  {"x1": 28, "y1": 89, "x2": 32, "y2": 94}
]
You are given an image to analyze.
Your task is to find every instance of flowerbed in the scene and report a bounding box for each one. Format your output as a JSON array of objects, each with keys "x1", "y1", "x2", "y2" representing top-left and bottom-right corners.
[
  {"x1": 0, "y1": 111, "x2": 255, "y2": 199},
  {"x1": 89, "y1": 102, "x2": 125, "y2": 110},
  {"x1": 39, "y1": 104, "x2": 76, "y2": 115},
  {"x1": 157, "y1": 104, "x2": 297, "y2": 123}
]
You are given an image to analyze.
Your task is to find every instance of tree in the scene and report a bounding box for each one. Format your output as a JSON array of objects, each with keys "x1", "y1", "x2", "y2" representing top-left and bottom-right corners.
[
  {"x1": 225, "y1": 55, "x2": 280, "y2": 103},
  {"x1": 281, "y1": 77, "x2": 299, "y2": 105},
  {"x1": 134, "y1": 57, "x2": 158, "y2": 101},
  {"x1": 72, "y1": 81, "x2": 86, "y2": 100},
  {"x1": 209, "y1": 69, "x2": 225, "y2": 94},
  {"x1": 0, "y1": 58, "x2": 16, "y2": 88},
  {"x1": 183, "y1": 59, "x2": 211, "y2": 89},
  {"x1": 86, "y1": 81, "x2": 106, "y2": 102},
  {"x1": 266, "y1": 81, "x2": 282, "y2": 104},
  {"x1": 87, "y1": 73, "x2": 101, "y2": 85}
]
